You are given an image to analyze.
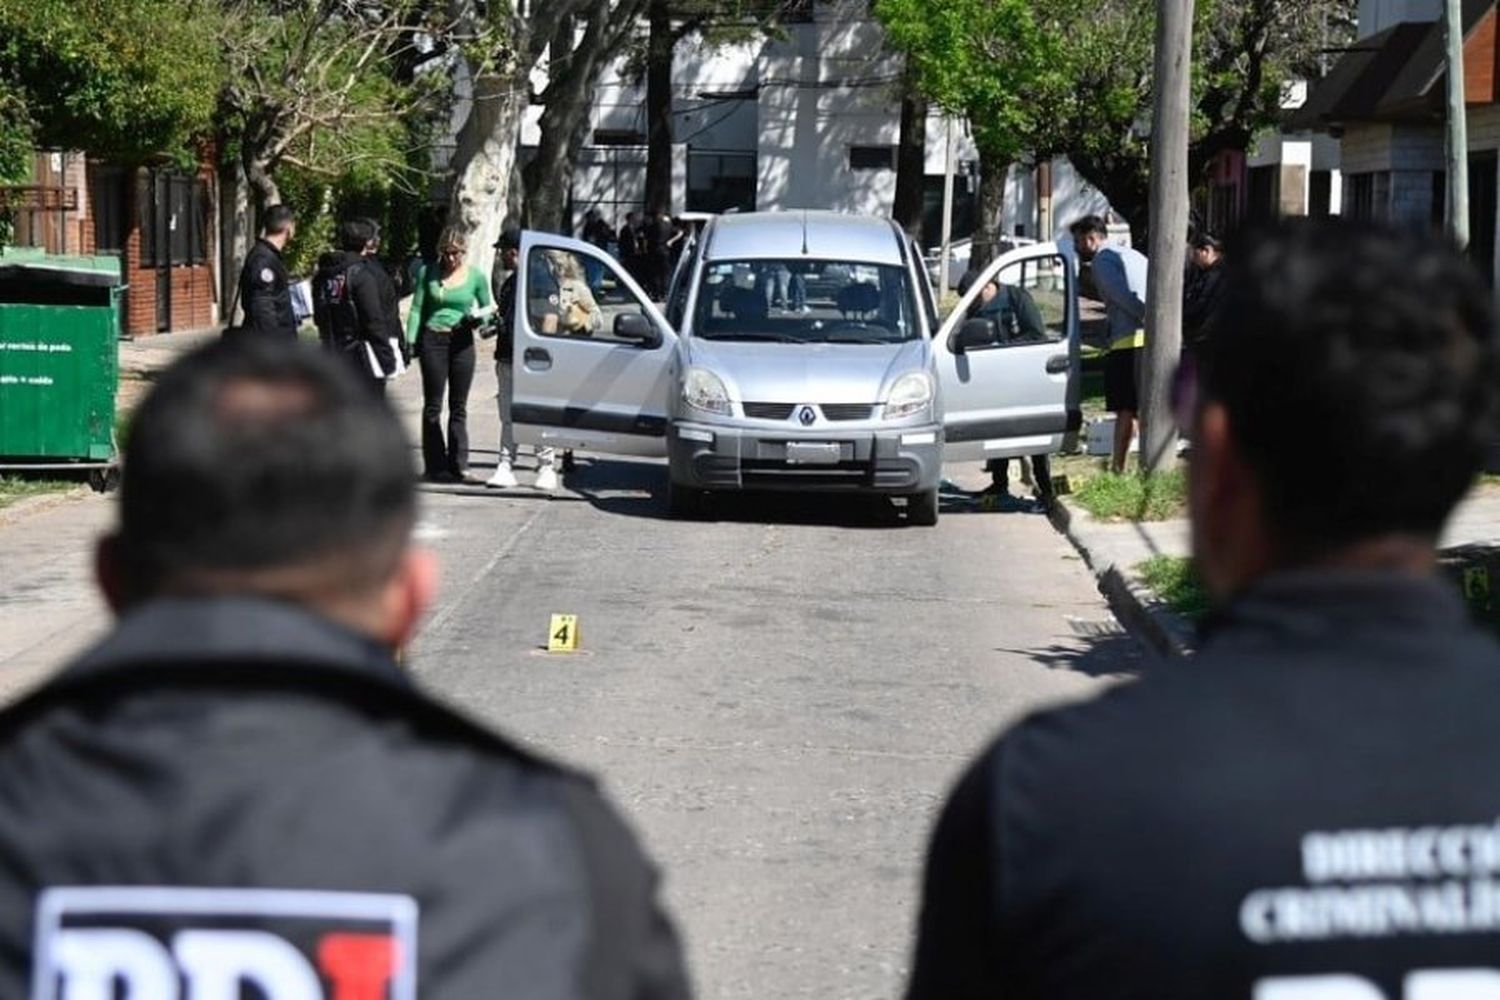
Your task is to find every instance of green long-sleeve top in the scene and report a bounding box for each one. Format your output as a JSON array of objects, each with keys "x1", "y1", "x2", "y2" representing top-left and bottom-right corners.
[{"x1": 406, "y1": 264, "x2": 494, "y2": 342}]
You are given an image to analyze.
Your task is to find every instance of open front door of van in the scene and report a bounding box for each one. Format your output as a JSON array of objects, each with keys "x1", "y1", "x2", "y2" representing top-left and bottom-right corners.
[
  {"x1": 509, "y1": 232, "x2": 679, "y2": 457},
  {"x1": 932, "y1": 243, "x2": 1080, "y2": 463}
]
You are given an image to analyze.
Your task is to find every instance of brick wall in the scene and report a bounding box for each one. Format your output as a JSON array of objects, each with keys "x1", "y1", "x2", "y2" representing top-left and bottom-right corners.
[{"x1": 119, "y1": 163, "x2": 219, "y2": 337}]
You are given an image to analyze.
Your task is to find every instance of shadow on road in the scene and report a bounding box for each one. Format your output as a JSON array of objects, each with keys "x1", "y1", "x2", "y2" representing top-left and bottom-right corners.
[
  {"x1": 414, "y1": 453, "x2": 1060, "y2": 526},
  {"x1": 1001, "y1": 618, "x2": 1152, "y2": 679}
]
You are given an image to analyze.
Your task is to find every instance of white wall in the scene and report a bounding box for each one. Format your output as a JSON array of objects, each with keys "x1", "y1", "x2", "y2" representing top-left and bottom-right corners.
[
  {"x1": 1358, "y1": 0, "x2": 1440, "y2": 37},
  {"x1": 756, "y1": 20, "x2": 904, "y2": 215}
]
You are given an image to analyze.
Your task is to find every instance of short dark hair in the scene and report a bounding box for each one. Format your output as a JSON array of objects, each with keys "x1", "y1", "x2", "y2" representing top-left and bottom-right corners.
[
  {"x1": 262, "y1": 205, "x2": 295, "y2": 237},
  {"x1": 1069, "y1": 215, "x2": 1108, "y2": 241},
  {"x1": 115, "y1": 339, "x2": 416, "y2": 601},
  {"x1": 1200, "y1": 219, "x2": 1498, "y2": 556},
  {"x1": 338, "y1": 218, "x2": 378, "y2": 252},
  {"x1": 1192, "y1": 233, "x2": 1223, "y2": 252}
]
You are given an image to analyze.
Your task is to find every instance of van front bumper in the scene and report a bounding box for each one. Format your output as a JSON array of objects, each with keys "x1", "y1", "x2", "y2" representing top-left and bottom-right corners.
[{"x1": 667, "y1": 420, "x2": 943, "y2": 493}]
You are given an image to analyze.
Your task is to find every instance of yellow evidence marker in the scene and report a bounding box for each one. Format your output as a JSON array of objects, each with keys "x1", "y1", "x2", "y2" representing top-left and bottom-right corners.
[{"x1": 548, "y1": 614, "x2": 580, "y2": 653}]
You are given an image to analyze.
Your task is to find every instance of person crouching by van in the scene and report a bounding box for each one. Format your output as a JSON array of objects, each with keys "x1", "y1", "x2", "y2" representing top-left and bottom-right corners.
[{"x1": 968, "y1": 279, "x2": 1056, "y2": 508}]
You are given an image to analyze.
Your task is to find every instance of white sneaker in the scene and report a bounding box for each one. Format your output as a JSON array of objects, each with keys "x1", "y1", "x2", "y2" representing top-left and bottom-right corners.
[
  {"x1": 534, "y1": 465, "x2": 559, "y2": 492},
  {"x1": 486, "y1": 461, "x2": 517, "y2": 489}
]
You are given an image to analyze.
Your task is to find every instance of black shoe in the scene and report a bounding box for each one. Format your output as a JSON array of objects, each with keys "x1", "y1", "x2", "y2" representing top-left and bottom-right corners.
[{"x1": 423, "y1": 470, "x2": 457, "y2": 484}]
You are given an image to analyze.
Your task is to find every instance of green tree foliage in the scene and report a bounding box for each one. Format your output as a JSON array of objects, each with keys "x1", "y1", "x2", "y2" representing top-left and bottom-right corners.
[
  {"x1": 877, "y1": 0, "x2": 1356, "y2": 241},
  {"x1": 0, "y1": 0, "x2": 220, "y2": 175},
  {"x1": 876, "y1": 0, "x2": 1068, "y2": 266}
]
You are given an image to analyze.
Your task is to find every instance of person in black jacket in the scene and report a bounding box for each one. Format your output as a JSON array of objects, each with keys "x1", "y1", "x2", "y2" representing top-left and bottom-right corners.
[
  {"x1": 313, "y1": 218, "x2": 399, "y2": 397},
  {"x1": 0, "y1": 337, "x2": 692, "y2": 1000},
  {"x1": 1182, "y1": 232, "x2": 1225, "y2": 353},
  {"x1": 237, "y1": 204, "x2": 298, "y2": 340},
  {"x1": 908, "y1": 219, "x2": 1500, "y2": 1000}
]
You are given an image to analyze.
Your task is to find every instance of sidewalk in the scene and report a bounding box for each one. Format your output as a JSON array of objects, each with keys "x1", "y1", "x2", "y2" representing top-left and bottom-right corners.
[
  {"x1": 0, "y1": 327, "x2": 496, "y2": 699},
  {"x1": 1053, "y1": 486, "x2": 1500, "y2": 658}
]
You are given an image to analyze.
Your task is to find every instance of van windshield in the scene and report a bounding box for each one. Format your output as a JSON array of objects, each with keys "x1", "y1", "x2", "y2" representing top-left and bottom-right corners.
[{"x1": 693, "y1": 259, "x2": 920, "y2": 344}]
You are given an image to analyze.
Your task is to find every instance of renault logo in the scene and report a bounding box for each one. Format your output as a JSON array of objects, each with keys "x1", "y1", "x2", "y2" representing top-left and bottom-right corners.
[{"x1": 798, "y1": 406, "x2": 817, "y2": 426}]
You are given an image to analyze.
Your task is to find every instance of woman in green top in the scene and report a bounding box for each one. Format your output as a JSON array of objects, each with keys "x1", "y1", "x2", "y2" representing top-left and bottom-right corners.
[{"x1": 408, "y1": 228, "x2": 493, "y2": 482}]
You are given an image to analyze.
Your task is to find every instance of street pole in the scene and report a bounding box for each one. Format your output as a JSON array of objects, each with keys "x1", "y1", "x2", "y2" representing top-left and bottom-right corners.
[
  {"x1": 938, "y1": 116, "x2": 956, "y2": 298},
  {"x1": 1140, "y1": 0, "x2": 1192, "y2": 476},
  {"x1": 1444, "y1": 0, "x2": 1469, "y2": 248}
]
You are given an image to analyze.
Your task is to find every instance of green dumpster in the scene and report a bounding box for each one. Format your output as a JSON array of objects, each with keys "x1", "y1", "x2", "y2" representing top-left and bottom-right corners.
[{"x1": 0, "y1": 248, "x2": 123, "y2": 478}]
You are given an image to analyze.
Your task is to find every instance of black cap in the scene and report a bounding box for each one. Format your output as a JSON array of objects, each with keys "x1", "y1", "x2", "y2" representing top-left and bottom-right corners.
[{"x1": 493, "y1": 227, "x2": 522, "y2": 251}]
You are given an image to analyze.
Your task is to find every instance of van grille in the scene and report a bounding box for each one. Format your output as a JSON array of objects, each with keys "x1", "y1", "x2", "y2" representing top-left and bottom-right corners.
[
  {"x1": 743, "y1": 403, "x2": 796, "y2": 420},
  {"x1": 820, "y1": 404, "x2": 875, "y2": 421},
  {"x1": 741, "y1": 402, "x2": 875, "y2": 421}
]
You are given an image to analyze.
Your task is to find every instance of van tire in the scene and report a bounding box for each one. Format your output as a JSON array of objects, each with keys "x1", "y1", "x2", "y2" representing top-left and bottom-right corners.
[
  {"x1": 667, "y1": 478, "x2": 709, "y2": 519},
  {"x1": 907, "y1": 487, "x2": 939, "y2": 526}
]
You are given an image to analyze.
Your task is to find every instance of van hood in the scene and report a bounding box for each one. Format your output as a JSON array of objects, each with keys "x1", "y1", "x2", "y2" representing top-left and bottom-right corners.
[{"x1": 685, "y1": 338, "x2": 928, "y2": 405}]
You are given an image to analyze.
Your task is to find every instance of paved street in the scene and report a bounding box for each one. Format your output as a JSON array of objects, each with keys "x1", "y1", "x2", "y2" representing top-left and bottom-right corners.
[{"x1": 0, "y1": 352, "x2": 1144, "y2": 998}]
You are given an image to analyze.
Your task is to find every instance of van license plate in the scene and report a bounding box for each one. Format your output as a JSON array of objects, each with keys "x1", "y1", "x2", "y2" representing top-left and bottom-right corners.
[{"x1": 786, "y1": 442, "x2": 841, "y2": 465}]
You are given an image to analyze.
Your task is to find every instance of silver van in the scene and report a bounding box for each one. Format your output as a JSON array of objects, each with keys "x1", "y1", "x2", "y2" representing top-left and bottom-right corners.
[{"x1": 509, "y1": 212, "x2": 1080, "y2": 525}]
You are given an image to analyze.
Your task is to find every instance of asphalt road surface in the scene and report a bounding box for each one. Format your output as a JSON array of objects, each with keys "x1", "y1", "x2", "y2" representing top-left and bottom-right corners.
[
  {"x1": 405, "y1": 368, "x2": 1145, "y2": 999},
  {"x1": 0, "y1": 357, "x2": 1146, "y2": 999}
]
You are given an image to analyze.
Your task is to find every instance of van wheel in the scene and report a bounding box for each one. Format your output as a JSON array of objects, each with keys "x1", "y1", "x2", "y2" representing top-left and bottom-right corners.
[
  {"x1": 667, "y1": 478, "x2": 708, "y2": 519},
  {"x1": 907, "y1": 487, "x2": 939, "y2": 526}
]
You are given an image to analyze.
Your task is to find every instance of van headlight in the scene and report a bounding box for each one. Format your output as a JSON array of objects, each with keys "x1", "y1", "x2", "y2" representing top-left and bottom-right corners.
[
  {"x1": 884, "y1": 372, "x2": 933, "y2": 420},
  {"x1": 683, "y1": 367, "x2": 733, "y2": 416}
]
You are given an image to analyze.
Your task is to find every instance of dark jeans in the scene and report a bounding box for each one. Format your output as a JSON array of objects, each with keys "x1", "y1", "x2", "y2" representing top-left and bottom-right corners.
[
  {"x1": 987, "y1": 454, "x2": 1053, "y2": 499},
  {"x1": 418, "y1": 328, "x2": 475, "y2": 476}
]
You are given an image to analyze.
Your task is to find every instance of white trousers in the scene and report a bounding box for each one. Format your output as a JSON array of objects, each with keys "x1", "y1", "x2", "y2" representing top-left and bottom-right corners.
[{"x1": 495, "y1": 359, "x2": 555, "y2": 469}]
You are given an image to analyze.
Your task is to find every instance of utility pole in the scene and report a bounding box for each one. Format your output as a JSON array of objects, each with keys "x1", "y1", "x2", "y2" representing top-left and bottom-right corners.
[
  {"x1": 1140, "y1": 0, "x2": 1192, "y2": 476},
  {"x1": 938, "y1": 116, "x2": 956, "y2": 298},
  {"x1": 1444, "y1": 0, "x2": 1469, "y2": 248}
]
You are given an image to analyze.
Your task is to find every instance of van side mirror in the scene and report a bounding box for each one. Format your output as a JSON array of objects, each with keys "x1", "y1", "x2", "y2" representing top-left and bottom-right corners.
[
  {"x1": 615, "y1": 313, "x2": 662, "y2": 348},
  {"x1": 949, "y1": 318, "x2": 996, "y2": 354}
]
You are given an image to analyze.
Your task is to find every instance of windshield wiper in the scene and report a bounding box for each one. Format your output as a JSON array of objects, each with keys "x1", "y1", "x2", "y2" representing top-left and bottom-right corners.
[{"x1": 819, "y1": 336, "x2": 903, "y2": 345}]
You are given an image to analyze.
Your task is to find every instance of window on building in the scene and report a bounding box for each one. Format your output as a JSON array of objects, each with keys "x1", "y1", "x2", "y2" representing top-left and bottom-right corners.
[
  {"x1": 140, "y1": 170, "x2": 208, "y2": 267},
  {"x1": 1309, "y1": 171, "x2": 1333, "y2": 218},
  {"x1": 90, "y1": 168, "x2": 127, "y2": 254},
  {"x1": 1469, "y1": 151, "x2": 1497, "y2": 286},
  {"x1": 1246, "y1": 166, "x2": 1278, "y2": 223},
  {"x1": 1346, "y1": 172, "x2": 1387, "y2": 221},
  {"x1": 687, "y1": 151, "x2": 756, "y2": 214},
  {"x1": 849, "y1": 146, "x2": 896, "y2": 171}
]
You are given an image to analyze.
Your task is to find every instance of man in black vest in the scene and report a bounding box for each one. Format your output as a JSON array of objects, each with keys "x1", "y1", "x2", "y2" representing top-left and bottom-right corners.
[
  {"x1": 0, "y1": 339, "x2": 691, "y2": 999},
  {"x1": 238, "y1": 204, "x2": 298, "y2": 340},
  {"x1": 907, "y1": 219, "x2": 1500, "y2": 999}
]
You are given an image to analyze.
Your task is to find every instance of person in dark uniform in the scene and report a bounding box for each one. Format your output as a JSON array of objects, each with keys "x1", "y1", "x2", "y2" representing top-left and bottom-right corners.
[
  {"x1": 311, "y1": 218, "x2": 398, "y2": 397},
  {"x1": 237, "y1": 204, "x2": 298, "y2": 340},
  {"x1": 619, "y1": 211, "x2": 644, "y2": 289},
  {"x1": 906, "y1": 218, "x2": 1500, "y2": 1000},
  {"x1": 0, "y1": 338, "x2": 692, "y2": 999},
  {"x1": 967, "y1": 278, "x2": 1055, "y2": 506},
  {"x1": 1182, "y1": 232, "x2": 1226, "y2": 356}
]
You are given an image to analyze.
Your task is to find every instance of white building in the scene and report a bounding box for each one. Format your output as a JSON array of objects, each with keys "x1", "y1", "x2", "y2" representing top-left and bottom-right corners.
[{"x1": 517, "y1": 7, "x2": 1113, "y2": 245}]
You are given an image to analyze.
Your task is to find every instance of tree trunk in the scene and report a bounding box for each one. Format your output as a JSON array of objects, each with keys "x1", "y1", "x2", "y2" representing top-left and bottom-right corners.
[
  {"x1": 970, "y1": 147, "x2": 1010, "y2": 275},
  {"x1": 892, "y1": 76, "x2": 927, "y2": 244},
  {"x1": 242, "y1": 151, "x2": 280, "y2": 211},
  {"x1": 447, "y1": 70, "x2": 528, "y2": 282},
  {"x1": 644, "y1": 0, "x2": 674, "y2": 216},
  {"x1": 1140, "y1": 0, "x2": 1193, "y2": 475}
]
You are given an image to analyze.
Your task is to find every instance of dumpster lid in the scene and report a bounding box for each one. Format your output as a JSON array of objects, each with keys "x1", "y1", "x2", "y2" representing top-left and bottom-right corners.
[{"x1": 0, "y1": 247, "x2": 122, "y2": 289}]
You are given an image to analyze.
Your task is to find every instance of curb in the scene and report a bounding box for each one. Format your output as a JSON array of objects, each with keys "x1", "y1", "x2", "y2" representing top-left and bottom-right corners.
[{"x1": 1049, "y1": 499, "x2": 1196, "y2": 659}]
